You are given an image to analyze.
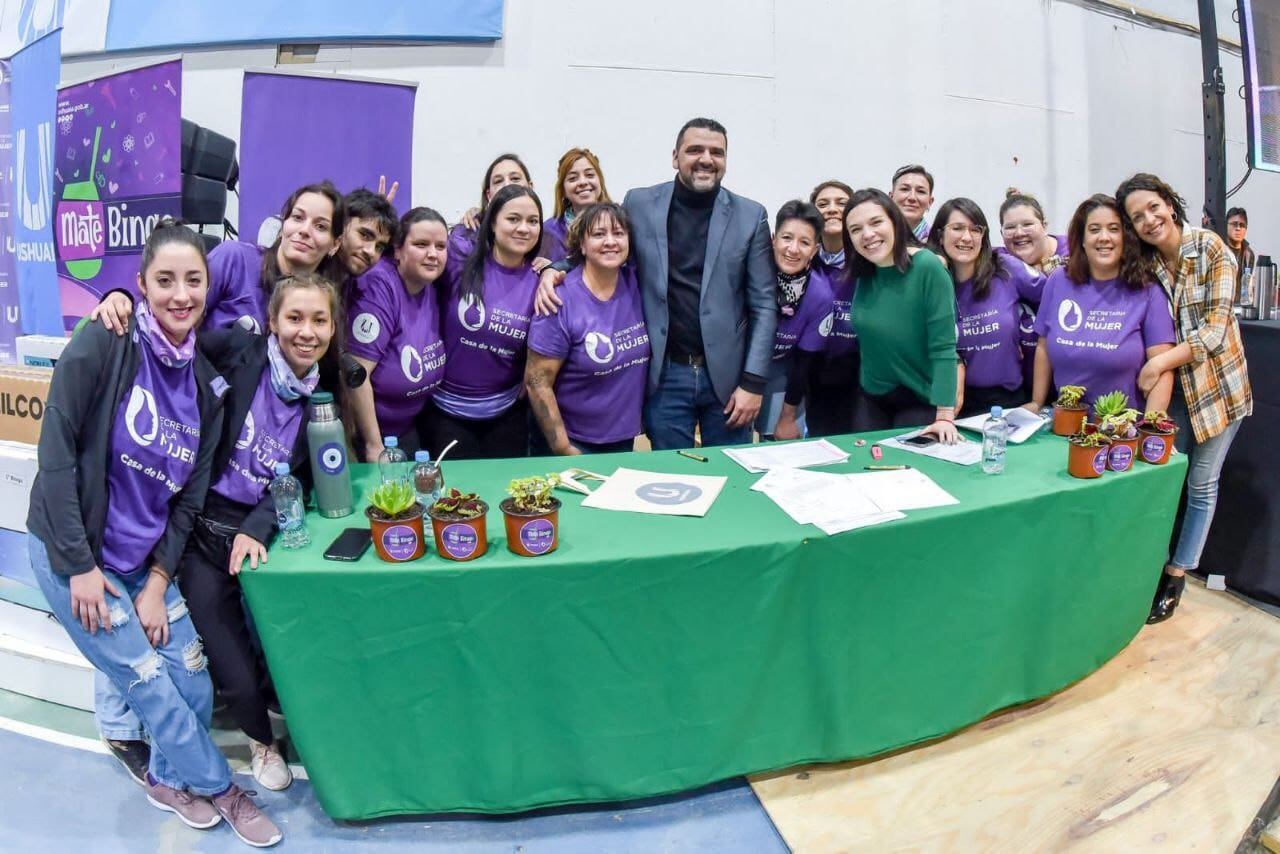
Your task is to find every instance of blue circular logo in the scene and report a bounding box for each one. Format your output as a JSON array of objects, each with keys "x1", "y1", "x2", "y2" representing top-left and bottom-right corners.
[
  {"x1": 318, "y1": 442, "x2": 346, "y2": 475},
  {"x1": 635, "y1": 482, "x2": 704, "y2": 506}
]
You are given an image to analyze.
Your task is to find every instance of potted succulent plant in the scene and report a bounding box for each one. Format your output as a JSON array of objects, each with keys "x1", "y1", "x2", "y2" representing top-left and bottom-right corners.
[
  {"x1": 1137, "y1": 409, "x2": 1179, "y2": 465},
  {"x1": 500, "y1": 474, "x2": 562, "y2": 557},
  {"x1": 1052, "y1": 385, "x2": 1088, "y2": 436},
  {"x1": 1066, "y1": 429, "x2": 1113, "y2": 479},
  {"x1": 1093, "y1": 391, "x2": 1141, "y2": 472},
  {"x1": 427, "y1": 488, "x2": 489, "y2": 562},
  {"x1": 366, "y1": 480, "x2": 426, "y2": 562}
]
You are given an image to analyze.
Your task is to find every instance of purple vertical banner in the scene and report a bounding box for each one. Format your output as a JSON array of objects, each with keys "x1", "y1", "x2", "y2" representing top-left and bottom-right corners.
[
  {"x1": 54, "y1": 59, "x2": 183, "y2": 329},
  {"x1": 0, "y1": 59, "x2": 20, "y2": 362},
  {"x1": 239, "y1": 71, "x2": 414, "y2": 241}
]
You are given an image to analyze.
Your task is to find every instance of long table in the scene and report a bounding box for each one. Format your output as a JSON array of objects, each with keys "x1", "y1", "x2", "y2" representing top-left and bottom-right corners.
[
  {"x1": 1201, "y1": 319, "x2": 1280, "y2": 604},
  {"x1": 240, "y1": 430, "x2": 1187, "y2": 820}
]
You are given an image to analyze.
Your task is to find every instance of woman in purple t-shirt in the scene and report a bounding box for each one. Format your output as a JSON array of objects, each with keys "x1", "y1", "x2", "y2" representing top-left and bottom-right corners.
[
  {"x1": 426, "y1": 185, "x2": 543, "y2": 459},
  {"x1": 26, "y1": 222, "x2": 282, "y2": 843},
  {"x1": 347, "y1": 208, "x2": 449, "y2": 461},
  {"x1": 541, "y1": 148, "x2": 612, "y2": 263},
  {"x1": 927, "y1": 197, "x2": 1045, "y2": 416},
  {"x1": 803, "y1": 180, "x2": 861, "y2": 437},
  {"x1": 999, "y1": 189, "x2": 1068, "y2": 274},
  {"x1": 1025, "y1": 194, "x2": 1176, "y2": 414},
  {"x1": 526, "y1": 202, "x2": 652, "y2": 454}
]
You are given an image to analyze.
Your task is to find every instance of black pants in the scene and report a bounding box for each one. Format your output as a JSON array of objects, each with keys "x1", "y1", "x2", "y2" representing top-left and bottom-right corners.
[
  {"x1": 853, "y1": 385, "x2": 936, "y2": 432},
  {"x1": 959, "y1": 384, "x2": 1027, "y2": 419},
  {"x1": 806, "y1": 351, "x2": 861, "y2": 437},
  {"x1": 421, "y1": 398, "x2": 529, "y2": 460},
  {"x1": 177, "y1": 497, "x2": 275, "y2": 745}
]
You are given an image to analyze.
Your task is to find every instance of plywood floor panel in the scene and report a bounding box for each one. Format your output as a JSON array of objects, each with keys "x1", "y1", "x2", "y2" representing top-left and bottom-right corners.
[{"x1": 750, "y1": 581, "x2": 1280, "y2": 852}]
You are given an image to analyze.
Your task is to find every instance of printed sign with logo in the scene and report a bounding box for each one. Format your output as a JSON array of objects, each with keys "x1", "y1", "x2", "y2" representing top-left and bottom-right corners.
[
  {"x1": 381, "y1": 524, "x2": 419, "y2": 561},
  {"x1": 316, "y1": 441, "x2": 347, "y2": 475},
  {"x1": 518, "y1": 518, "x2": 555, "y2": 555},
  {"x1": 54, "y1": 59, "x2": 183, "y2": 329},
  {"x1": 1141, "y1": 434, "x2": 1169, "y2": 463},
  {"x1": 1108, "y1": 442, "x2": 1134, "y2": 472},
  {"x1": 441, "y1": 522, "x2": 480, "y2": 560}
]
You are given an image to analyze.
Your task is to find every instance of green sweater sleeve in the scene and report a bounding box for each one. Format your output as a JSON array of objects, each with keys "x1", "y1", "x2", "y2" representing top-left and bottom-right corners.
[{"x1": 917, "y1": 254, "x2": 959, "y2": 406}]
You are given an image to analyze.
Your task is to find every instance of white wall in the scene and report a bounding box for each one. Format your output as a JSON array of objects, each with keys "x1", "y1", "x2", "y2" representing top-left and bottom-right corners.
[{"x1": 62, "y1": 0, "x2": 1280, "y2": 255}]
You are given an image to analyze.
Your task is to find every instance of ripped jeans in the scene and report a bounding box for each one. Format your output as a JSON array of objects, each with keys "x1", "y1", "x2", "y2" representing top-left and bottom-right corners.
[{"x1": 28, "y1": 534, "x2": 233, "y2": 796}]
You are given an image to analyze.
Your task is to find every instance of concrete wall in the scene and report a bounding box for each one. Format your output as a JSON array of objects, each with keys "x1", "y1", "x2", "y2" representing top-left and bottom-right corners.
[{"x1": 62, "y1": 0, "x2": 1280, "y2": 255}]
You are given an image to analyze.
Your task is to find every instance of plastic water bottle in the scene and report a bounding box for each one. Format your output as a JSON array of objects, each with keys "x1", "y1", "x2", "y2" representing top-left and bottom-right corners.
[
  {"x1": 378, "y1": 436, "x2": 408, "y2": 484},
  {"x1": 982, "y1": 406, "x2": 1009, "y2": 475},
  {"x1": 270, "y1": 462, "x2": 310, "y2": 549},
  {"x1": 411, "y1": 450, "x2": 443, "y2": 507}
]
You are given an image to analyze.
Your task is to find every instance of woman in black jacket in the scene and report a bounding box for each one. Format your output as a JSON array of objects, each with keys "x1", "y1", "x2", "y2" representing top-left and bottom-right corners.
[
  {"x1": 25, "y1": 221, "x2": 282, "y2": 846},
  {"x1": 179, "y1": 272, "x2": 340, "y2": 793}
]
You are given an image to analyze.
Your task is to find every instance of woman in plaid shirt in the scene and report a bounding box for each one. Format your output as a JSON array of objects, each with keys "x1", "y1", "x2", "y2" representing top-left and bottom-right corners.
[{"x1": 1116, "y1": 173, "x2": 1253, "y2": 624}]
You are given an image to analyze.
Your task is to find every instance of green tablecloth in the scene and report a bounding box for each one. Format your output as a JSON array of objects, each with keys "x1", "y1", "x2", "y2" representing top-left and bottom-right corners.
[{"x1": 240, "y1": 430, "x2": 1187, "y2": 819}]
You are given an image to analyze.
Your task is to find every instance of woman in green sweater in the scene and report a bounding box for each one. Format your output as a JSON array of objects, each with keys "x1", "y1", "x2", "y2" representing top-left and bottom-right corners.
[{"x1": 844, "y1": 188, "x2": 960, "y2": 442}]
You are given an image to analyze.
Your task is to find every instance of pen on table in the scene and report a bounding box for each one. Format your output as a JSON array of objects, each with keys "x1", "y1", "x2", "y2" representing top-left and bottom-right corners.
[
  {"x1": 677, "y1": 450, "x2": 709, "y2": 463},
  {"x1": 864, "y1": 464, "x2": 910, "y2": 471}
]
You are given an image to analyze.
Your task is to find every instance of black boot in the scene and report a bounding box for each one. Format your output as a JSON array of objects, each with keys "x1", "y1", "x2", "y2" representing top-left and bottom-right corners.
[{"x1": 1147, "y1": 573, "x2": 1186, "y2": 624}]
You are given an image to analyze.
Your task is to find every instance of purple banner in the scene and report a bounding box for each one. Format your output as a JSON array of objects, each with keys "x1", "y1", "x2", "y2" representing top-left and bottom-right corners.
[
  {"x1": 54, "y1": 59, "x2": 183, "y2": 329},
  {"x1": 239, "y1": 71, "x2": 414, "y2": 242},
  {"x1": 0, "y1": 59, "x2": 19, "y2": 362}
]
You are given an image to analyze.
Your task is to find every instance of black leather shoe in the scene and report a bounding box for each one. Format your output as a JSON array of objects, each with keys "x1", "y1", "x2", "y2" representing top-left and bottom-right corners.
[
  {"x1": 1146, "y1": 573, "x2": 1186, "y2": 624},
  {"x1": 103, "y1": 738, "x2": 150, "y2": 786}
]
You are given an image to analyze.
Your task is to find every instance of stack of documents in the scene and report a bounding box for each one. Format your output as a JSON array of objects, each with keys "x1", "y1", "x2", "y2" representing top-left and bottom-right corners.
[
  {"x1": 954, "y1": 408, "x2": 1048, "y2": 444},
  {"x1": 723, "y1": 439, "x2": 850, "y2": 473},
  {"x1": 752, "y1": 466, "x2": 959, "y2": 536},
  {"x1": 884, "y1": 431, "x2": 984, "y2": 465}
]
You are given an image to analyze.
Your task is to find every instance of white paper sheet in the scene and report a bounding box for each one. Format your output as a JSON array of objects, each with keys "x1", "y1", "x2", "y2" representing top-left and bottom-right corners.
[
  {"x1": 580, "y1": 468, "x2": 727, "y2": 517},
  {"x1": 884, "y1": 431, "x2": 983, "y2": 466},
  {"x1": 752, "y1": 467, "x2": 904, "y2": 535},
  {"x1": 723, "y1": 439, "x2": 850, "y2": 473},
  {"x1": 954, "y1": 408, "x2": 1048, "y2": 444},
  {"x1": 844, "y1": 468, "x2": 959, "y2": 511}
]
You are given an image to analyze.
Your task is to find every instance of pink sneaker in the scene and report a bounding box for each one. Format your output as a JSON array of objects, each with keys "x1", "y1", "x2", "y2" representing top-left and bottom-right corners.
[
  {"x1": 145, "y1": 779, "x2": 222, "y2": 829},
  {"x1": 211, "y1": 784, "x2": 282, "y2": 848}
]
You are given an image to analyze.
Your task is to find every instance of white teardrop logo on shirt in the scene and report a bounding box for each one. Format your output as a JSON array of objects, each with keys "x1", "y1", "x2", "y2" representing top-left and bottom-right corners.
[
  {"x1": 458, "y1": 294, "x2": 486, "y2": 332},
  {"x1": 584, "y1": 331, "x2": 615, "y2": 365},
  {"x1": 352, "y1": 313, "x2": 380, "y2": 344},
  {"x1": 235, "y1": 411, "x2": 256, "y2": 451},
  {"x1": 818, "y1": 312, "x2": 834, "y2": 338},
  {"x1": 401, "y1": 345, "x2": 425, "y2": 382},
  {"x1": 1018, "y1": 303, "x2": 1036, "y2": 334},
  {"x1": 236, "y1": 315, "x2": 262, "y2": 335},
  {"x1": 1058, "y1": 299, "x2": 1083, "y2": 333},
  {"x1": 124, "y1": 386, "x2": 159, "y2": 448}
]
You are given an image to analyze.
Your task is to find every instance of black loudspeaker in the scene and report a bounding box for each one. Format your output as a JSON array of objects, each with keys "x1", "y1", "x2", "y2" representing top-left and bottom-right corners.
[
  {"x1": 196, "y1": 232, "x2": 222, "y2": 254},
  {"x1": 182, "y1": 174, "x2": 227, "y2": 225},
  {"x1": 181, "y1": 119, "x2": 197, "y2": 173},
  {"x1": 188, "y1": 126, "x2": 237, "y2": 185}
]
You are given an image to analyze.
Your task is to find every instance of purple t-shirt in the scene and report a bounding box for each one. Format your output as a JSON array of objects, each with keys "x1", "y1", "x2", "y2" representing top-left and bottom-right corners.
[
  {"x1": 528, "y1": 266, "x2": 651, "y2": 444},
  {"x1": 996, "y1": 239, "x2": 1064, "y2": 387},
  {"x1": 774, "y1": 272, "x2": 835, "y2": 361},
  {"x1": 204, "y1": 241, "x2": 268, "y2": 333},
  {"x1": 347, "y1": 259, "x2": 447, "y2": 437},
  {"x1": 434, "y1": 254, "x2": 537, "y2": 419},
  {"x1": 1033, "y1": 269, "x2": 1176, "y2": 410},
  {"x1": 956, "y1": 257, "x2": 1045, "y2": 391},
  {"x1": 447, "y1": 224, "x2": 477, "y2": 261},
  {"x1": 210, "y1": 369, "x2": 304, "y2": 507},
  {"x1": 542, "y1": 215, "x2": 570, "y2": 264},
  {"x1": 820, "y1": 264, "x2": 859, "y2": 358},
  {"x1": 101, "y1": 340, "x2": 202, "y2": 575}
]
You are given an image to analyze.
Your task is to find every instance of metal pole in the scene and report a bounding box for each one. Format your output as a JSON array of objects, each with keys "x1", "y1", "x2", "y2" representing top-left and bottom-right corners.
[{"x1": 1199, "y1": 0, "x2": 1228, "y2": 238}]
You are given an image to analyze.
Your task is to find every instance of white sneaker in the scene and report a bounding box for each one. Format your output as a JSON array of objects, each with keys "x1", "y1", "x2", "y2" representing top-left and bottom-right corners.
[{"x1": 249, "y1": 740, "x2": 293, "y2": 791}]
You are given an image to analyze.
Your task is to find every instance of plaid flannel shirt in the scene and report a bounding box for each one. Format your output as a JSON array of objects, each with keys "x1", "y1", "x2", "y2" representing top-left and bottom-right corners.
[{"x1": 1152, "y1": 227, "x2": 1252, "y2": 443}]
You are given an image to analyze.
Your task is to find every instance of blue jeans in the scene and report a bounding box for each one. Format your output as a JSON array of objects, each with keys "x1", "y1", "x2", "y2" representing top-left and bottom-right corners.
[
  {"x1": 28, "y1": 534, "x2": 233, "y2": 795},
  {"x1": 644, "y1": 359, "x2": 752, "y2": 451},
  {"x1": 1168, "y1": 412, "x2": 1244, "y2": 571}
]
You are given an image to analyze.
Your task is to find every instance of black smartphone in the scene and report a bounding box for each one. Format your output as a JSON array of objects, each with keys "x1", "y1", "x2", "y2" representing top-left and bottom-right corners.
[
  {"x1": 324, "y1": 528, "x2": 373, "y2": 562},
  {"x1": 901, "y1": 434, "x2": 938, "y2": 448}
]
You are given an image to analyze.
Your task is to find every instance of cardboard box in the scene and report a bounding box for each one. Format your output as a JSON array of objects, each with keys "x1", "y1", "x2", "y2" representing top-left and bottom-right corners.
[
  {"x1": 0, "y1": 441, "x2": 38, "y2": 532},
  {"x1": 0, "y1": 367, "x2": 52, "y2": 445},
  {"x1": 16, "y1": 334, "x2": 69, "y2": 369}
]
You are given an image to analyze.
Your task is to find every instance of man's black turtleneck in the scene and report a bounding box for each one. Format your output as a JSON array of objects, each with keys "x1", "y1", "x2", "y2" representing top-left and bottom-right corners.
[{"x1": 665, "y1": 178, "x2": 718, "y2": 360}]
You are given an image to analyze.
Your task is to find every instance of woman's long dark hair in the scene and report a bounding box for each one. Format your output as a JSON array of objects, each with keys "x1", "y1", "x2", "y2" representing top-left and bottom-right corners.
[
  {"x1": 1113, "y1": 172, "x2": 1188, "y2": 265},
  {"x1": 928, "y1": 197, "x2": 1003, "y2": 299},
  {"x1": 842, "y1": 188, "x2": 912, "y2": 280},
  {"x1": 1064, "y1": 194, "x2": 1149, "y2": 290},
  {"x1": 459, "y1": 184, "x2": 543, "y2": 306},
  {"x1": 260, "y1": 181, "x2": 347, "y2": 300}
]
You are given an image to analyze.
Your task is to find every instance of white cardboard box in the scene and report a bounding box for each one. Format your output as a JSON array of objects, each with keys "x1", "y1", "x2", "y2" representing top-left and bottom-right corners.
[
  {"x1": 0, "y1": 440, "x2": 38, "y2": 532},
  {"x1": 16, "y1": 334, "x2": 69, "y2": 369}
]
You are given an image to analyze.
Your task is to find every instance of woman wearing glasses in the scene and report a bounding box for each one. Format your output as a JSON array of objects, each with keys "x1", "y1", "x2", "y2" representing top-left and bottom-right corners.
[{"x1": 928, "y1": 198, "x2": 1045, "y2": 416}]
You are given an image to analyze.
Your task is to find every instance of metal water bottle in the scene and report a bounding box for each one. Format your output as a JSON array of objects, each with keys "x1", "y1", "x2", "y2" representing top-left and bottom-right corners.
[{"x1": 306, "y1": 391, "x2": 354, "y2": 518}]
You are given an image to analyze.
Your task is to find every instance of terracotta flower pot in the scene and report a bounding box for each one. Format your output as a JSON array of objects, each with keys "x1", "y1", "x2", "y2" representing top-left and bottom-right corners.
[
  {"x1": 1067, "y1": 440, "x2": 1109, "y2": 479},
  {"x1": 1137, "y1": 426, "x2": 1177, "y2": 465},
  {"x1": 366, "y1": 504, "x2": 427, "y2": 562},
  {"x1": 500, "y1": 498, "x2": 561, "y2": 557},
  {"x1": 1053, "y1": 405, "x2": 1088, "y2": 436},
  {"x1": 1106, "y1": 435, "x2": 1140, "y2": 472},
  {"x1": 428, "y1": 502, "x2": 490, "y2": 562}
]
